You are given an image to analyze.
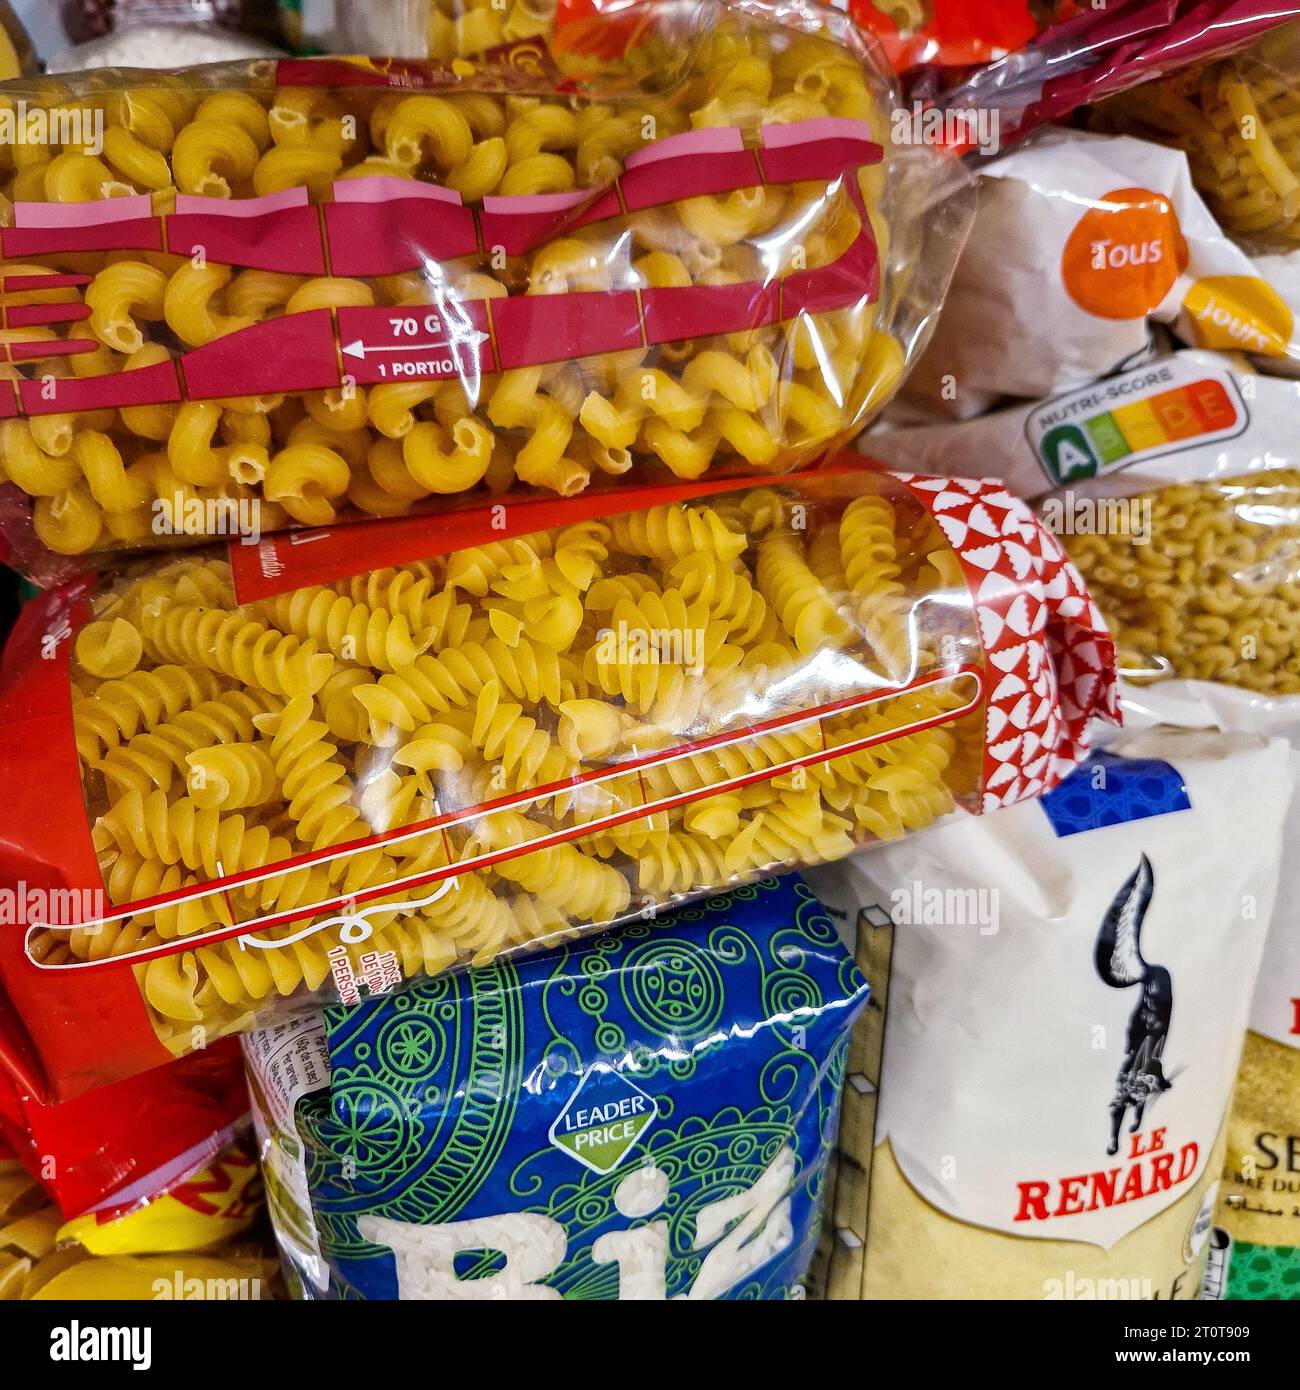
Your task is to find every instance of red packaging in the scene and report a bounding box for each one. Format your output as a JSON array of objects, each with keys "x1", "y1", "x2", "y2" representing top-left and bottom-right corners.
[
  {"x1": 921, "y1": 0, "x2": 1300, "y2": 154},
  {"x1": 557, "y1": 0, "x2": 1059, "y2": 72},
  {"x1": 0, "y1": 1040, "x2": 247, "y2": 1217}
]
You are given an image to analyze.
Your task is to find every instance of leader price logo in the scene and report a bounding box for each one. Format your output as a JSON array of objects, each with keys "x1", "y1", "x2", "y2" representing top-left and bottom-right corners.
[{"x1": 549, "y1": 1066, "x2": 659, "y2": 1176}]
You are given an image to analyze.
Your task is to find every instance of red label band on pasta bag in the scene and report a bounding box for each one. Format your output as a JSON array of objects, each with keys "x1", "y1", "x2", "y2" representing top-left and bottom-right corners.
[
  {"x1": 847, "y1": 0, "x2": 1042, "y2": 70},
  {"x1": 0, "y1": 17, "x2": 908, "y2": 579},
  {"x1": 0, "y1": 127, "x2": 881, "y2": 412},
  {"x1": 0, "y1": 467, "x2": 1116, "y2": 1101}
]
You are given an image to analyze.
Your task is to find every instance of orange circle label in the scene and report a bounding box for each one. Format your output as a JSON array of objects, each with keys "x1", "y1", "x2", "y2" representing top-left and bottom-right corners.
[
  {"x1": 1183, "y1": 275, "x2": 1296, "y2": 356},
  {"x1": 1060, "y1": 187, "x2": 1188, "y2": 320}
]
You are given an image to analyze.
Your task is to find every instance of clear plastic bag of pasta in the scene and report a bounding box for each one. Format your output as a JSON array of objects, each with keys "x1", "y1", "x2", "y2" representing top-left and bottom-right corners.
[
  {"x1": 334, "y1": 0, "x2": 1065, "y2": 74},
  {"x1": 866, "y1": 345, "x2": 1300, "y2": 728},
  {"x1": 0, "y1": 465, "x2": 1117, "y2": 1100},
  {"x1": 1020, "y1": 357, "x2": 1300, "y2": 730},
  {"x1": 920, "y1": 0, "x2": 1300, "y2": 157},
  {"x1": 1090, "y1": 20, "x2": 1300, "y2": 252},
  {"x1": 332, "y1": 0, "x2": 558, "y2": 61},
  {"x1": 0, "y1": 0, "x2": 972, "y2": 579},
  {"x1": 1077, "y1": 465, "x2": 1300, "y2": 728}
]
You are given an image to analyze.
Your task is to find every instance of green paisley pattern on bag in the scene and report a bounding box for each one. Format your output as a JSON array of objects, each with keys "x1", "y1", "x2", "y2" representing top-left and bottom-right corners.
[{"x1": 293, "y1": 875, "x2": 867, "y2": 1299}]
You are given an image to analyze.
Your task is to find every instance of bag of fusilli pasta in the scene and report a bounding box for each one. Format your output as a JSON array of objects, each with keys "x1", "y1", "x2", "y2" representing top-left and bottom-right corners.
[
  {"x1": 870, "y1": 348, "x2": 1300, "y2": 731},
  {"x1": 246, "y1": 874, "x2": 866, "y2": 1301},
  {"x1": 0, "y1": 0, "x2": 972, "y2": 579},
  {"x1": 805, "y1": 727, "x2": 1295, "y2": 1301},
  {"x1": 0, "y1": 464, "x2": 1117, "y2": 1100}
]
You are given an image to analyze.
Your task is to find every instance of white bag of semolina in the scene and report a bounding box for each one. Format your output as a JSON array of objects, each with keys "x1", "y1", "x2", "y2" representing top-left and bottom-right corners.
[
  {"x1": 805, "y1": 728, "x2": 1296, "y2": 1301},
  {"x1": 1213, "y1": 793, "x2": 1300, "y2": 1300}
]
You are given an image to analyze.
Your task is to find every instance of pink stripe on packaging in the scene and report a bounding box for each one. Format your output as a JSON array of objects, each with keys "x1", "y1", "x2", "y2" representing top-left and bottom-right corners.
[
  {"x1": 492, "y1": 289, "x2": 641, "y2": 370},
  {"x1": 758, "y1": 138, "x2": 883, "y2": 185},
  {"x1": 181, "y1": 310, "x2": 340, "y2": 401},
  {"x1": 7, "y1": 338, "x2": 98, "y2": 363},
  {"x1": 624, "y1": 126, "x2": 745, "y2": 169},
  {"x1": 480, "y1": 188, "x2": 603, "y2": 218},
  {"x1": 326, "y1": 197, "x2": 478, "y2": 276},
  {"x1": 3, "y1": 303, "x2": 90, "y2": 328},
  {"x1": 331, "y1": 177, "x2": 463, "y2": 206},
  {"x1": 781, "y1": 229, "x2": 880, "y2": 317},
  {"x1": 167, "y1": 205, "x2": 326, "y2": 276},
  {"x1": 479, "y1": 187, "x2": 601, "y2": 258},
  {"x1": 19, "y1": 359, "x2": 180, "y2": 417},
  {"x1": 173, "y1": 189, "x2": 310, "y2": 218},
  {"x1": 13, "y1": 195, "x2": 154, "y2": 229},
  {"x1": 642, "y1": 280, "x2": 780, "y2": 343},
  {"x1": 759, "y1": 117, "x2": 877, "y2": 150},
  {"x1": 3, "y1": 213, "x2": 163, "y2": 258},
  {"x1": 1, "y1": 274, "x2": 90, "y2": 292},
  {"x1": 620, "y1": 149, "x2": 761, "y2": 212}
]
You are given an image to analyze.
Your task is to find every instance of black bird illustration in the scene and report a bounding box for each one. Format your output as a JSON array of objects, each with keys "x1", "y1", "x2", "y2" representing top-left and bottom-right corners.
[{"x1": 1094, "y1": 855, "x2": 1173, "y2": 1156}]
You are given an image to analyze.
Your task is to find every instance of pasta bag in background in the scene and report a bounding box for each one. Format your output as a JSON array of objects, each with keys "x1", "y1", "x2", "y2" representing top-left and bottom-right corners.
[
  {"x1": 918, "y1": 0, "x2": 1300, "y2": 160},
  {"x1": 892, "y1": 129, "x2": 1300, "y2": 421},
  {"x1": 0, "y1": 466, "x2": 1117, "y2": 1101},
  {"x1": 0, "y1": 1139, "x2": 274, "y2": 1301},
  {"x1": 332, "y1": 0, "x2": 560, "y2": 58},
  {"x1": 246, "y1": 875, "x2": 868, "y2": 1300},
  {"x1": 805, "y1": 729, "x2": 1295, "y2": 1300},
  {"x1": 1091, "y1": 21, "x2": 1300, "y2": 252},
  {"x1": 1210, "y1": 795, "x2": 1300, "y2": 1300}
]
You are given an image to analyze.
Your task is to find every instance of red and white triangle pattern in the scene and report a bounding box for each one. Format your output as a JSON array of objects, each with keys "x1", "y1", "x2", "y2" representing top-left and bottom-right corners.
[{"x1": 898, "y1": 473, "x2": 1121, "y2": 813}]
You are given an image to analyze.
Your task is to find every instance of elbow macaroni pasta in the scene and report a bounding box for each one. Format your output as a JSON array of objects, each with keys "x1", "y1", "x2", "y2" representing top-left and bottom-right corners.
[
  {"x1": 48, "y1": 476, "x2": 984, "y2": 1056},
  {"x1": 0, "y1": 3, "x2": 932, "y2": 562},
  {"x1": 1060, "y1": 469, "x2": 1300, "y2": 694}
]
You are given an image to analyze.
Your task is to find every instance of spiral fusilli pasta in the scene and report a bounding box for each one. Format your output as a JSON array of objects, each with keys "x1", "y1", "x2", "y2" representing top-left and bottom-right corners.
[{"x1": 52, "y1": 476, "x2": 982, "y2": 1057}]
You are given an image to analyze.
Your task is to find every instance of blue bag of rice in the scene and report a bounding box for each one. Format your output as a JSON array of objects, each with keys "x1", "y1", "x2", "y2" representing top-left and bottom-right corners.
[{"x1": 244, "y1": 874, "x2": 868, "y2": 1301}]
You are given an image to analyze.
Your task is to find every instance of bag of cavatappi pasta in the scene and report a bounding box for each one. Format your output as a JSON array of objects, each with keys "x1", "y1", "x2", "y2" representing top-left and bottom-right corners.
[
  {"x1": 0, "y1": 465, "x2": 1117, "y2": 1101},
  {"x1": 870, "y1": 348, "x2": 1300, "y2": 733},
  {"x1": 246, "y1": 875, "x2": 868, "y2": 1300},
  {"x1": 804, "y1": 728, "x2": 1295, "y2": 1301},
  {"x1": 0, "y1": 0, "x2": 973, "y2": 580}
]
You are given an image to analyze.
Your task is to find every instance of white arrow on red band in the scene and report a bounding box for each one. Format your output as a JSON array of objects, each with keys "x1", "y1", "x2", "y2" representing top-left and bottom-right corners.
[{"x1": 342, "y1": 331, "x2": 490, "y2": 360}]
